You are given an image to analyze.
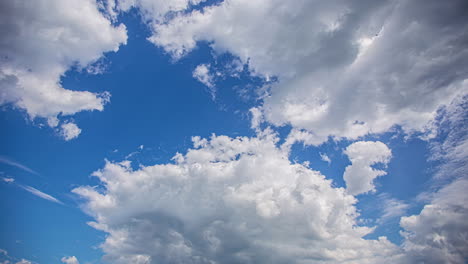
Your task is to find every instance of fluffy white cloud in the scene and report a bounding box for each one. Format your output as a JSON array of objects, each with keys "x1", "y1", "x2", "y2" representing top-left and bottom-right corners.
[
  {"x1": 74, "y1": 131, "x2": 402, "y2": 263},
  {"x1": 0, "y1": 0, "x2": 127, "y2": 136},
  {"x1": 148, "y1": 0, "x2": 468, "y2": 144},
  {"x1": 343, "y1": 141, "x2": 392, "y2": 196},
  {"x1": 60, "y1": 122, "x2": 82, "y2": 141},
  {"x1": 61, "y1": 256, "x2": 79, "y2": 264}
]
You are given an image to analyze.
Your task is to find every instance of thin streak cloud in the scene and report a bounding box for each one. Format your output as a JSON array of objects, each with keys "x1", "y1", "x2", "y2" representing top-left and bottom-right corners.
[
  {"x1": 0, "y1": 156, "x2": 39, "y2": 175},
  {"x1": 19, "y1": 185, "x2": 63, "y2": 205}
]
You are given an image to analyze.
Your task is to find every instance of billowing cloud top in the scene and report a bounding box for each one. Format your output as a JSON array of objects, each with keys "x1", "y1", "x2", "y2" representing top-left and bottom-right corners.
[{"x1": 74, "y1": 132, "x2": 403, "y2": 263}]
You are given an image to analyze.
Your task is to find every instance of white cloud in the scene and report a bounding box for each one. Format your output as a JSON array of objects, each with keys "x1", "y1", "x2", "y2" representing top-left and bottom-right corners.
[
  {"x1": 20, "y1": 185, "x2": 63, "y2": 205},
  {"x1": 192, "y1": 64, "x2": 215, "y2": 98},
  {"x1": 0, "y1": 0, "x2": 127, "y2": 138},
  {"x1": 320, "y1": 153, "x2": 331, "y2": 165},
  {"x1": 1, "y1": 177, "x2": 14, "y2": 183},
  {"x1": 61, "y1": 256, "x2": 79, "y2": 264},
  {"x1": 377, "y1": 194, "x2": 409, "y2": 223},
  {"x1": 343, "y1": 141, "x2": 392, "y2": 196},
  {"x1": 249, "y1": 107, "x2": 263, "y2": 130},
  {"x1": 148, "y1": 0, "x2": 468, "y2": 144},
  {"x1": 60, "y1": 122, "x2": 82, "y2": 141},
  {"x1": 74, "y1": 132, "x2": 402, "y2": 263}
]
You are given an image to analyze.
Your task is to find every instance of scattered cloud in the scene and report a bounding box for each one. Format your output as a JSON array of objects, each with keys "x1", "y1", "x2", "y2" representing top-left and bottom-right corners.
[
  {"x1": 320, "y1": 153, "x2": 331, "y2": 165},
  {"x1": 0, "y1": 249, "x2": 32, "y2": 264},
  {"x1": 60, "y1": 122, "x2": 82, "y2": 141},
  {"x1": 343, "y1": 141, "x2": 392, "y2": 196},
  {"x1": 61, "y1": 256, "x2": 79, "y2": 264},
  {"x1": 1, "y1": 177, "x2": 14, "y2": 183},
  {"x1": 19, "y1": 185, "x2": 63, "y2": 205},
  {"x1": 193, "y1": 64, "x2": 216, "y2": 99}
]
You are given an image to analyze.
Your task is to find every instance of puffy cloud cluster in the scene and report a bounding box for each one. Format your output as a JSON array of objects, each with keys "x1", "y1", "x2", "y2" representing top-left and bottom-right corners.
[
  {"x1": 61, "y1": 256, "x2": 79, "y2": 264},
  {"x1": 149, "y1": 0, "x2": 468, "y2": 144},
  {"x1": 74, "y1": 132, "x2": 403, "y2": 263},
  {"x1": 343, "y1": 141, "x2": 392, "y2": 196},
  {"x1": 0, "y1": 0, "x2": 127, "y2": 137},
  {"x1": 60, "y1": 122, "x2": 82, "y2": 141}
]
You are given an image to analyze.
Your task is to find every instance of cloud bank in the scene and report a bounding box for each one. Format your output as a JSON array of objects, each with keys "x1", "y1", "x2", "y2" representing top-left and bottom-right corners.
[{"x1": 149, "y1": 0, "x2": 468, "y2": 144}]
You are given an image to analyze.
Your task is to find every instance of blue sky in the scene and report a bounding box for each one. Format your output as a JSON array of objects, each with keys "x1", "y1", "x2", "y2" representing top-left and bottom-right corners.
[{"x1": 1, "y1": 1, "x2": 467, "y2": 264}]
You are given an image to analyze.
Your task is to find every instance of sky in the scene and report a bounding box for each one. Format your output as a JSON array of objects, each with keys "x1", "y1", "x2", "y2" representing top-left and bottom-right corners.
[{"x1": 0, "y1": 0, "x2": 467, "y2": 263}]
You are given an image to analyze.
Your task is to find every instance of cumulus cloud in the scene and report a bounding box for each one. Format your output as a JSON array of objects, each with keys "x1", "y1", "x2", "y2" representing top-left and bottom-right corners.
[
  {"x1": 74, "y1": 132, "x2": 402, "y2": 263},
  {"x1": 148, "y1": 0, "x2": 468, "y2": 144},
  {"x1": 0, "y1": 0, "x2": 127, "y2": 137},
  {"x1": 61, "y1": 256, "x2": 79, "y2": 264},
  {"x1": 60, "y1": 122, "x2": 82, "y2": 141},
  {"x1": 343, "y1": 141, "x2": 392, "y2": 196}
]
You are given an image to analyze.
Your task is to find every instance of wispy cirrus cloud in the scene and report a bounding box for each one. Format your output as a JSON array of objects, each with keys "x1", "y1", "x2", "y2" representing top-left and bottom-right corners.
[
  {"x1": 19, "y1": 185, "x2": 63, "y2": 205},
  {"x1": 0, "y1": 156, "x2": 39, "y2": 175}
]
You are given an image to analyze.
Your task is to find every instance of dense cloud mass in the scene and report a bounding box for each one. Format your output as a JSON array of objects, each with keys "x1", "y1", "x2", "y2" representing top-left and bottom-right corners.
[
  {"x1": 150, "y1": 0, "x2": 468, "y2": 144},
  {"x1": 74, "y1": 127, "x2": 468, "y2": 263},
  {"x1": 0, "y1": 0, "x2": 127, "y2": 136},
  {"x1": 74, "y1": 132, "x2": 404, "y2": 264}
]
